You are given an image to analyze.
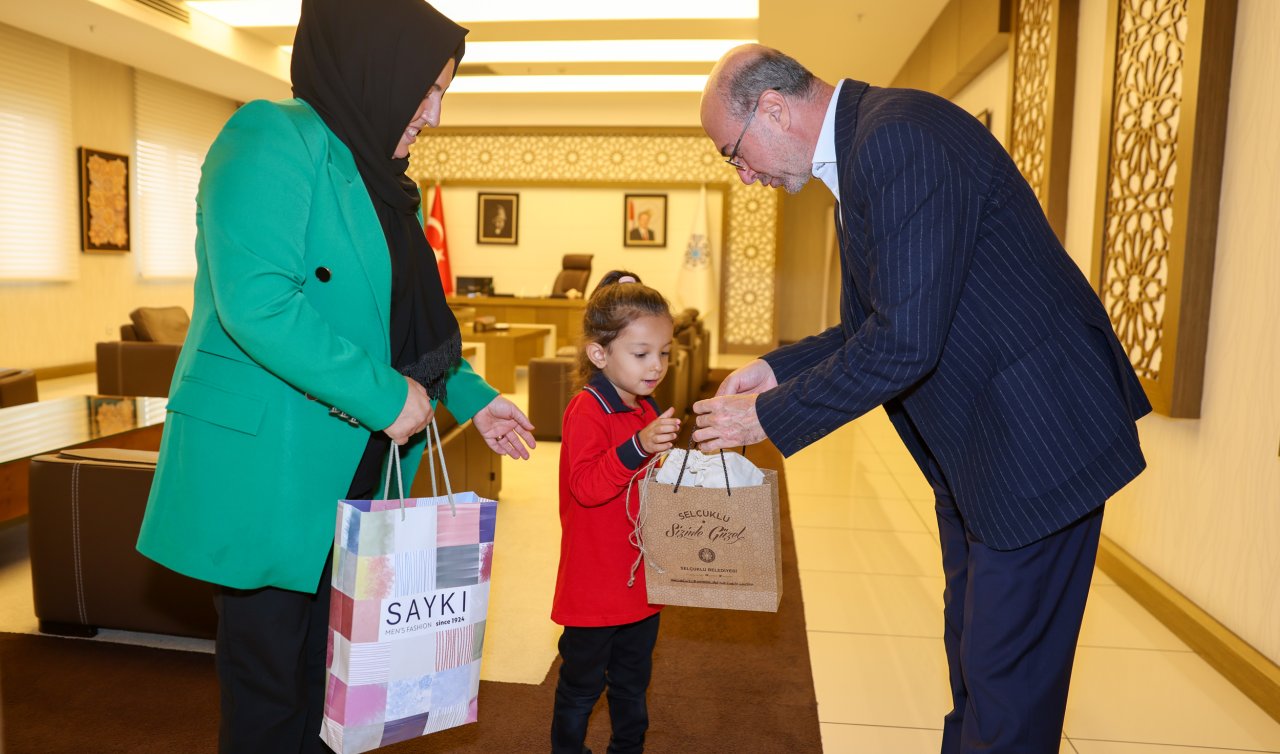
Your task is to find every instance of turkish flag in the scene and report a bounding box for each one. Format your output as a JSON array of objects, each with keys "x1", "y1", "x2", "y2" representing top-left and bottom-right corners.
[{"x1": 426, "y1": 183, "x2": 452, "y2": 295}]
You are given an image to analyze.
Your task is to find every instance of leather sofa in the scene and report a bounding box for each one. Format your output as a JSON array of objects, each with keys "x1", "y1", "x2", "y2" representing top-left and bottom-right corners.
[
  {"x1": 96, "y1": 307, "x2": 190, "y2": 397},
  {"x1": 673, "y1": 308, "x2": 710, "y2": 398},
  {"x1": 28, "y1": 448, "x2": 218, "y2": 638},
  {"x1": 0, "y1": 367, "x2": 38, "y2": 407},
  {"x1": 28, "y1": 414, "x2": 501, "y2": 639}
]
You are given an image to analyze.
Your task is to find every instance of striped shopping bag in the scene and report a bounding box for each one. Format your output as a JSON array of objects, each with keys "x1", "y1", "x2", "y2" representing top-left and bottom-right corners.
[{"x1": 321, "y1": 421, "x2": 497, "y2": 754}]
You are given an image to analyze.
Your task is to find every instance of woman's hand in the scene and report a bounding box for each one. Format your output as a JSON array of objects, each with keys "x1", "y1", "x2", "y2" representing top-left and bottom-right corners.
[
  {"x1": 384, "y1": 376, "x2": 433, "y2": 445},
  {"x1": 472, "y1": 396, "x2": 537, "y2": 459},
  {"x1": 638, "y1": 407, "x2": 680, "y2": 455}
]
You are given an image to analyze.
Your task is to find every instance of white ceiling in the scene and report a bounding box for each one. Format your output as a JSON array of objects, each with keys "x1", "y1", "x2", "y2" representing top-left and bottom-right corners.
[{"x1": 0, "y1": 0, "x2": 948, "y2": 126}]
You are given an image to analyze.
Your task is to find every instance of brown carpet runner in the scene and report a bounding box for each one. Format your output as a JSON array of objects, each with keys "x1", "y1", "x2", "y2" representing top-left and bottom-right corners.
[{"x1": 0, "y1": 372, "x2": 821, "y2": 753}]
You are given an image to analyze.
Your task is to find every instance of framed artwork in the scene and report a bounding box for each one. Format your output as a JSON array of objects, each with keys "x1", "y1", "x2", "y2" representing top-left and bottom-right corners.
[
  {"x1": 78, "y1": 147, "x2": 130, "y2": 252},
  {"x1": 624, "y1": 194, "x2": 667, "y2": 247},
  {"x1": 476, "y1": 192, "x2": 518, "y2": 245},
  {"x1": 89, "y1": 396, "x2": 137, "y2": 437}
]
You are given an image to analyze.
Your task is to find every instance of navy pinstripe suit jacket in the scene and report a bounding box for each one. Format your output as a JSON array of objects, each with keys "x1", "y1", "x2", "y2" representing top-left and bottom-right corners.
[{"x1": 755, "y1": 80, "x2": 1151, "y2": 550}]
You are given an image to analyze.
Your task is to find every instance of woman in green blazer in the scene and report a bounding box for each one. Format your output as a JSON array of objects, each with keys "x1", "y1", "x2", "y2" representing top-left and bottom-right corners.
[{"x1": 136, "y1": 2, "x2": 533, "y2": 751}]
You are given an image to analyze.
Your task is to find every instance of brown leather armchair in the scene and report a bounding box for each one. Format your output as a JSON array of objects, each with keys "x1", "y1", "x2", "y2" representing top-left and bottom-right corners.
[
  {"x1": 96, "y1": 307, "x2": 189, "y2": 397},
  {"x1": 0, "y1": 368, "x2": 38, "y2": 407},
  {"x1": 551, "y1": 254, "x2": 593, "y2": 297},
  {"x1": 28, "y1": 448, "x2": 218, "y2": 638},
  {"x1": 527, "y1": 356, "x2": 577, "y2": 441}
]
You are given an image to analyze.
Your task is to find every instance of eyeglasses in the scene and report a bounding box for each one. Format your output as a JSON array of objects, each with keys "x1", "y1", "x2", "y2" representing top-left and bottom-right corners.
[{"x1": 724, "y1": 89, "x2": 773, "y2": 171}]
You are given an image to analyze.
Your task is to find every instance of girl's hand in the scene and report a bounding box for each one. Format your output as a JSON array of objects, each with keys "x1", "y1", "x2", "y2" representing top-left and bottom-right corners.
[{"x1": 639, "y1": 407, "x2": 680, "y2": 455}]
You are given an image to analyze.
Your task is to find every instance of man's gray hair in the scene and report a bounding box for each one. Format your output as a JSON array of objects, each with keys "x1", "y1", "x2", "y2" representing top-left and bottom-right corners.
[{"x1": 722, "y1": 48, "x2": 816, "y2": 119}]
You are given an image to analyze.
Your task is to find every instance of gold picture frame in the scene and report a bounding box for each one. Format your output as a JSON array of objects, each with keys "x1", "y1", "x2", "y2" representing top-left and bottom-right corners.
[
  {"x1": 477, "y1": 192, "x2": 518, "y2": 245},
  {"x1": 78, "y1": 147, "x2": 130, "y2": 253},
  {"x1": 623, "y1": 193, "x2": 667, "y2": 248}
]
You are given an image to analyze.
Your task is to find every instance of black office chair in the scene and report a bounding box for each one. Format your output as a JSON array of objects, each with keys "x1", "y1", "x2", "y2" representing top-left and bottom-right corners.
[{"x1": 551, "y1": 254, "x2": 593, "y2": 297}]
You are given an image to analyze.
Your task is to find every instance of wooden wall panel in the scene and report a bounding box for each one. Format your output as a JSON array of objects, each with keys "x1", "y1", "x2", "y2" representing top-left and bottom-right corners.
[{"x1": 1090, "y1": 0, "x2": 1238, "y2": 417}]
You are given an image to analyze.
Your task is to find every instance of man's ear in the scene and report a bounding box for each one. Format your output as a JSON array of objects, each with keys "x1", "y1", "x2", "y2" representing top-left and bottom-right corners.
[
  {"x1": 585, "y1": 341, "x2": 608, "y2": 369},
  {"x1": 760, "y1": 89, "x2": 790, "y2": 131}
]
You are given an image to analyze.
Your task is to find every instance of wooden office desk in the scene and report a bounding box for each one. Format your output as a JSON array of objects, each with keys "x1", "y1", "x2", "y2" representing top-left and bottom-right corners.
[
  {"x1": 463, "y1": 326, "x2": 549, "y2": 393},
  {"x1": 448, "y1": 295, "x2": 585, "y2": 351}
]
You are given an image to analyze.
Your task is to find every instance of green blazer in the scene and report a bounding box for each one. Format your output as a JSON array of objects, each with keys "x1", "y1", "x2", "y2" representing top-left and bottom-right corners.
[{"x1": 137, "y1": 99, "x2": 497, "y2": 593}]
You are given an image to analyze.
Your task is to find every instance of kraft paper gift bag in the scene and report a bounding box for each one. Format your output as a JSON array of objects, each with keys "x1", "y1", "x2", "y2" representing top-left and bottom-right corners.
[
  {"x1": 321, "y1": 421, "x2": 496, "y2": 754},
  {"x1": 633, "y1": 447, "x2": 782, "y2": 612}
]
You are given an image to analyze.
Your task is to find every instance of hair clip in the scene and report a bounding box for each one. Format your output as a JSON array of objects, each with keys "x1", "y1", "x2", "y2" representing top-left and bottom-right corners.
[{"x1": 618, "y1": 275, "x2": 637, "y2": 284}]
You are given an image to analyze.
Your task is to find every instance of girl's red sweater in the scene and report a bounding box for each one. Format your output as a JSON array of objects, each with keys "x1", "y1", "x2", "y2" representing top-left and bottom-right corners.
[{"x1": 551, "y1": 372, "x2": 664, "y2": 627}]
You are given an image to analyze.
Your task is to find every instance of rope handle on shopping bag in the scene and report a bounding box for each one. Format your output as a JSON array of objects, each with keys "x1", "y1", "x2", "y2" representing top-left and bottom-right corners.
[
  {"x1": 625, "y1": 454, "x2": 665, "y2": 587},
  {"x1": 671, "y1": 437, "x2": 747, "y2": 497},
  {"x1": 380, "y1": 418, "x2": 457, "y2": 519}
]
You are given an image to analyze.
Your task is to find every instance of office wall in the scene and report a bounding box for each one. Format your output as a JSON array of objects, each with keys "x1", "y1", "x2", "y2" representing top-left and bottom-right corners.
[
  {"x1": 0, "y1": 41, "x2": 195, "y2": 371},
  {"x1": 948, "y1": 50, "x2": 1011, "y2": 150},
  {"x1": 438, "y1": 185, "x2": 723, "y2": 340},
  {"x1": 1064, "y1": 0, "x2": 1280, "y2": 664}
]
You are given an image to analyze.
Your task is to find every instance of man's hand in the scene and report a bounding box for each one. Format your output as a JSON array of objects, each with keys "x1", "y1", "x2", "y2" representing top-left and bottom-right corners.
[
  {"x1": 384, "y1": 376, "x2": 433, "y2": 445},
  {"x1": 691, "y1": 393, "x2": 767, "y2": 452},
  {"x1": 472, "y1": 395, "x2": 537, "y2": 459},
  {"x1": 638, "y1": 407, "x2": 680, "y2": 455},
  {"x1": 715, "y1": 358, "x2": 778, "y2": 397}
]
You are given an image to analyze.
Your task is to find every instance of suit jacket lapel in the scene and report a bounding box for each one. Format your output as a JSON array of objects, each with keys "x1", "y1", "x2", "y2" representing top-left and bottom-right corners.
[
  {"x1": 833, "y1": 79, "x2": 872, "y2": 328},
  {"x1": 325, "y1": 134, "x2": 391, "y2": 347}
]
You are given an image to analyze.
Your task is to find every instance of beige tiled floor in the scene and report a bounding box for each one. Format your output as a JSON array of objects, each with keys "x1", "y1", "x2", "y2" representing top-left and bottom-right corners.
[
  {"x1": 18, "y1": 371, "x2": 1280, "y2": 752},
  {"x1": 792, "y1": 411, "x2": 1280, "y2": 753}
]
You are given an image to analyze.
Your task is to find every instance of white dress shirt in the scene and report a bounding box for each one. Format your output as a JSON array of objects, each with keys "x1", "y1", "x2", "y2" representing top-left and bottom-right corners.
[{"x1": 810, "y1": 79, "x2": 845, "y2": 202}]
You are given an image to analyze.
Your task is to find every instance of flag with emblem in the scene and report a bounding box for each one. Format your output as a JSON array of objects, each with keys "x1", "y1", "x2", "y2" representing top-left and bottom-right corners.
[
  {"x1": 426, "y1": 183, "x2": 452, "y2": 295},
  {"x1": 676, "y1": 184, "x2": 715, "y2": 318}
]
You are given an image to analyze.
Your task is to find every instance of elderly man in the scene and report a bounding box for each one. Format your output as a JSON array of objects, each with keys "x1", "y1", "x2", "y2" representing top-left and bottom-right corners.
[{"x1": 692, "y1": 44, "x2": 1150, "y2": 752}]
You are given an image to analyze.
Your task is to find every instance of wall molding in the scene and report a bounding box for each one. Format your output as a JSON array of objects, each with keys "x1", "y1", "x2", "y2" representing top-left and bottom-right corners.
[{"x1": 1097, "y1": 536, "x2": 1280, "y2": 724}]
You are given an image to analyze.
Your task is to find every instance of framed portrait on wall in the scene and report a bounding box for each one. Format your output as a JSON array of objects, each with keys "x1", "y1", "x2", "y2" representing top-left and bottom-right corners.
[
  {"x1": 623, "y1": 193, "x2": 666, "y2": 247},
  {"x1": 477, "y1": 192, "x2": 518, "y2": 245},
  {"x1": 78, "y1": 147, "x2": 130, "y2": 252}
]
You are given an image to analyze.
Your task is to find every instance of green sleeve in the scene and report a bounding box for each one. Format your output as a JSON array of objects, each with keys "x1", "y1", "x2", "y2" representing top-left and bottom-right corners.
[{"x1": 441, "y1": 358, "x2": 498, "y2": 424}]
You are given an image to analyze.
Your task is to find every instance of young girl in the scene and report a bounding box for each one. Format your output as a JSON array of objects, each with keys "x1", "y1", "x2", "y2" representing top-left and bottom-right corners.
[{"x1": 551, "y1": 270, "x2": 680, "y2": 754}]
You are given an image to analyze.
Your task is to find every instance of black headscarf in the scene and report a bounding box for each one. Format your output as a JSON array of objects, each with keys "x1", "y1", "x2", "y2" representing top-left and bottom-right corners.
[{"x1": 291, "y1": 0, "x2": 466, "y2": 403}]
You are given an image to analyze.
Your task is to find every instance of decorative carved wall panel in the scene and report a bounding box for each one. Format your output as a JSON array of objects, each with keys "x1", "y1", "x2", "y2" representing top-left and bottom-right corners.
[
  {"x1": 1008, "y1": 0, "x2": 1078, "y2": 240},
  {"x1": 1091, "y1": 0, "x2": 1237, "y2": 417},
  {"x1": 407, "y1": 130, "x2": 778, "y2": 351}
]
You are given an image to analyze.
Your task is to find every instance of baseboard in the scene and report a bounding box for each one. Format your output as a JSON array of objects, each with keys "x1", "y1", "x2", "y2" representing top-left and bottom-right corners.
[
  {"x1": 1097, "y1": 535, "x2": 1280, "y2": 723},
  {"x1": 34, "y1": 362, "x2": 96, "y2": 380}
]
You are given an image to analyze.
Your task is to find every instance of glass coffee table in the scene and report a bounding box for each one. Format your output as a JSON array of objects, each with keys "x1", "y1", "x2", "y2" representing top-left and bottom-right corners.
[{"x1": 0, "y1": 395, "x2": 167, "y2": 522}]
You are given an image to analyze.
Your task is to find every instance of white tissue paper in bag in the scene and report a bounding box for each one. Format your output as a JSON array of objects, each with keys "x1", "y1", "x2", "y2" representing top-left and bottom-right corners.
[{"x1": 654, "y1": 448, "x2": 764, "y2": 488}]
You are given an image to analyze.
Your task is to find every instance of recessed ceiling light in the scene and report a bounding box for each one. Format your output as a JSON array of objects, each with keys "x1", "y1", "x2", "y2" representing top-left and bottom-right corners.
[
  {"x1": 433, "y1": 1, "x2": 758, "y2": 23},
  {"x1": 464, "y1": 40, "x2": 752, "y2": 64},
  {"x1": 448, "y1": 75, "x2": 708, "y2": 94},
  {"x1": 187, "y1": 0, "x2": 757, "y2": 27}
]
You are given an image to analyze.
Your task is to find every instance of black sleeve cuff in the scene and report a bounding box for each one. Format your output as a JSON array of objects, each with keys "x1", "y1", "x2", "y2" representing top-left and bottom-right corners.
[{"x1": 616, "y1": 432, "x2": 652, "y2": 470}]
